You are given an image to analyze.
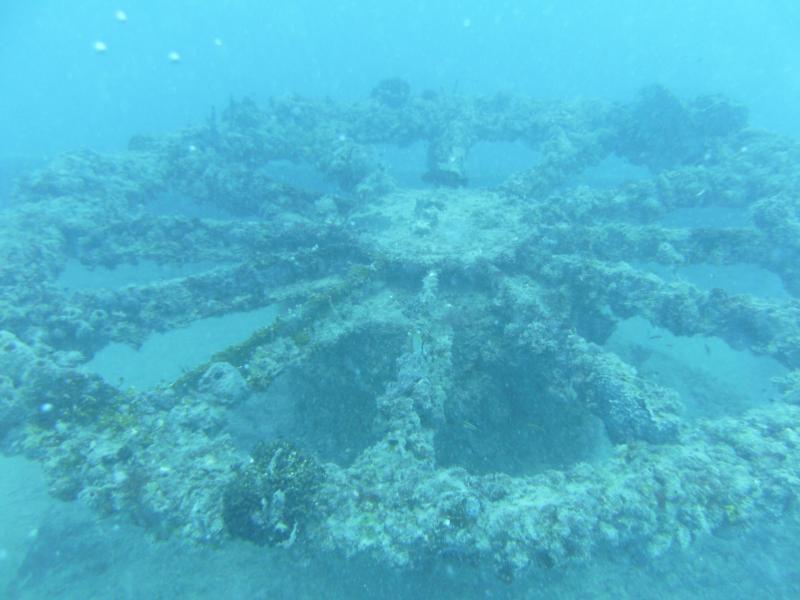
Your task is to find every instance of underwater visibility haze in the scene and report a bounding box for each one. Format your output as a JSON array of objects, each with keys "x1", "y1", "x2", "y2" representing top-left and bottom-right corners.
[{"x1": 1, "y1": 1, "x2": 800, "y2": 598}]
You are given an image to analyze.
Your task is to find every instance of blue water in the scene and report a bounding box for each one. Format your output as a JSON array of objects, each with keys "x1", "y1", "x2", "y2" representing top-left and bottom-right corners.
[
  {"x1": 2, "y1": 1, "x2": 800, "y2": 160},
  {"x1": 2, "y1": 2, "x2": 800, "y2": 598}
]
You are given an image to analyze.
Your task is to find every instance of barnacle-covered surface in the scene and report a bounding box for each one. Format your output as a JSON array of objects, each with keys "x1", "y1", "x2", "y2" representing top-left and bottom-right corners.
[{"x1": 2, "y1": 82, "x2": 800, "y2": 584}]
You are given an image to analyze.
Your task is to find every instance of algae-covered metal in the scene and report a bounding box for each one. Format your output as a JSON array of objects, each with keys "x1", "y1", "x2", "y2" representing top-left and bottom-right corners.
[{"x1": 1, "y1": 83, "x2": 799, "y2": 579}]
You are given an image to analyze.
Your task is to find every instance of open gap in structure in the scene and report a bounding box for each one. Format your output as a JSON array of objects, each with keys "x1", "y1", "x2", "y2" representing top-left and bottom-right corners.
[
  {"x1": 435, "y1": 303, "x2": 614, "y2": 477},
  {"x1": 226, "y1": 323, "x2": 408, "y2": 466},
  {"x1": 633, "y1": 261, "x2": 790, "y2": 299},
  {"x1": 605, "y1": 315, "x2": 787, "y2": 419},
  {"x1": 376, "y1": 141, "x2": 429, "y2": 188},
  {"x1": 465, "y1": 141, "x2": 541, "y2": 187},
  {"x1": 57, "y1": 259, "x2": 225, "y2": 291},
  {"x1": 659, "y1": 206, "x2": 752, "y2": 228},
  {"x1": 82, "y1": 304, "x2": 282, "y2": 390},
  {"x1": 576, "y1": 154, "x2": 650, "y2": 188}
]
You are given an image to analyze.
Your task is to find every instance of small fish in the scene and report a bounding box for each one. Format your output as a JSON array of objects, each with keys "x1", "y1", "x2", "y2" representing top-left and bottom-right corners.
[
  {"x1": 704, "y1": 344, "x2": 711, "y2": 355},
  {"x1": 648, "y1": 335, "x2": 662, "y2": 340},
  {"x1": 462, "y1": 420, "x2": 478, "y2": 432},
  {"x1": 527, "y1": 422, "x2": 544, "y2": 434}
]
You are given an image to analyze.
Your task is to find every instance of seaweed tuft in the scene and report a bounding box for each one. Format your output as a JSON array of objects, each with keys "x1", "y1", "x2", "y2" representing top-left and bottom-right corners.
[{"x1": 222, "y1": 440, "x2": 324, "y2": 546}]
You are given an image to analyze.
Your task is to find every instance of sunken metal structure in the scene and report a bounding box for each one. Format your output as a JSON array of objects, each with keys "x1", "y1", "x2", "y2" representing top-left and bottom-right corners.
[{"x1": 2, "y1": 81, "x2": 800, "y2": 578}]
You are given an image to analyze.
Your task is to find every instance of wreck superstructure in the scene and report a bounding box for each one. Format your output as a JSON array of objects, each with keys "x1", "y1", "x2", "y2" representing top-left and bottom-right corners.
[{"x1": 1, "y1": 82, "x2": 799, "y2": 578}]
